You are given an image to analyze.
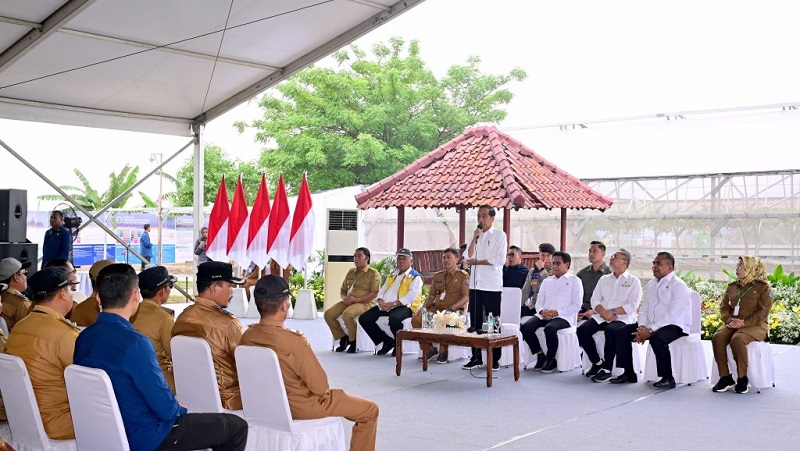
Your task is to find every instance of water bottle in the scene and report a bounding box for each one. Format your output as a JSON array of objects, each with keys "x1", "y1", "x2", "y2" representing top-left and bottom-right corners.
[
  {"x1": 421, "y1": 307, "x2": 428, "y2": 329},
  {"x1": 487, "y1": 312, "x2": 495, "y2": 336}
]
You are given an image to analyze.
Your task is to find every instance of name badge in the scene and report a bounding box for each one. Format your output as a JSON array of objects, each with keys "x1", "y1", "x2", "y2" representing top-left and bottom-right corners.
[
  {"x1": 733, "y1": 304, "x2": 740, "y2": 316},
  {"x1": 440, "y1": 291, "x2": 446, "y2": 300}
]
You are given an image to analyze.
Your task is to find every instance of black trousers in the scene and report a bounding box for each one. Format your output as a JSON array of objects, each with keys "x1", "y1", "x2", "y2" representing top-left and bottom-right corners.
[
  {"x1": 615, "y1": 323, "x2": 686, "y2": 378},
  {"x1": 156, "y1": 413, "x2": 248, "y2": 451},
  {"x1": 577, "y1": 320, "x2": 628, "y2": 367},
  {"x1": 520, "y1": 316, "x2": 569, "y2": 360},
  {"x1": 468, "y1": 289, "x2": 502, "y2": 362},
  {"x1": 359, "y1": 305, "x2": 413, "y2": 346},
  {"x1": 520, "y1": 305, "x2": 536, "y2": 319}
]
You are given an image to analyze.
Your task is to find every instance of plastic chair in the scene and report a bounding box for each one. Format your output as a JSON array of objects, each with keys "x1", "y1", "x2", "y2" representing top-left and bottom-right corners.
[
  {"x1": 235, "y1": 346, "x2": 346, "y2": 451},
  {"x1": 330, "y1": 315, "x2": 372, "y2": 353},
  {"x1": 376, "y1": 316, "x2": 419, "y2": 354},
  {"x1": 710, "y1": 340, "x2": 775, "y2": 393},
  {"x1": 227, "y1": 288, "x2": 248, "y2": 317},
  {"x1": 64, "y1": 365, "x2": 130, "y2": 451},
  {"x1": 170, "y1": 336, "x2": 242, "y2": 416},
  {"x1": 480, "y1": 287, "x2": 523, "y2": 367},
  {"x1": 580, "y1": 329, "x2": 642, "y2": 375},
  {"x1": 644, "y1": 291, "x2": 709, "y2": 384},
  {"x1": 293, "y1": 289, "x2": 317, "y2": 319},
  {"x1": 70, "y1": 291, "x2": 87, "y2": 304},
  {"x1": 0, "y1": 354, "x2": 77, "y2": 451},
  {"x1": 526, "y1": 326, "x2": 581, "y2": 372}
]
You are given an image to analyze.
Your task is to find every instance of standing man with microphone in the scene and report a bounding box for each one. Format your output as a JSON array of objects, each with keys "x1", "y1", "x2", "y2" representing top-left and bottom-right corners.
[{"x1": 462, "y1": 205, "x2": 508, "y2": 370}]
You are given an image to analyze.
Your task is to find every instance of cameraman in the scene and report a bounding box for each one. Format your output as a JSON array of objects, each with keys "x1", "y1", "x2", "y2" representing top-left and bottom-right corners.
[{"x1": 194, "y1": 227, "x2": 210, "y2": 263}]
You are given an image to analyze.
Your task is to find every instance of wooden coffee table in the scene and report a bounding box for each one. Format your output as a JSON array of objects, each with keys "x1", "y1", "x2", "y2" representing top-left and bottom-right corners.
[{"x1": 395, "y1": 329, "x2": 520, "y2": 387}]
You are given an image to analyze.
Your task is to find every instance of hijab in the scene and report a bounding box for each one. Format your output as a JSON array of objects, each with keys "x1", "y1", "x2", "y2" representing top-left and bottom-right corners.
[{"x1": 738, "y1": 256, "x2": 768, "y2": 287}]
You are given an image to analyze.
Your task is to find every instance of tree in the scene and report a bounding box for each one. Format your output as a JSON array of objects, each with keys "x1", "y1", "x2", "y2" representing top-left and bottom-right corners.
[
  {"x1": 38, "y1": 164, "x2": 141, "y2": 210},
  {"x1": 175, "y1": 144, "x2": 262, "y2": 206},
  {"x1": 235, "y1": 37, "x2": 527, "y2": 193}
]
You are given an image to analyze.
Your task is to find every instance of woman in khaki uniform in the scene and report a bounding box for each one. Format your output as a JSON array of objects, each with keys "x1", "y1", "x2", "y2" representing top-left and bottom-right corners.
[
  {"x1": 242, "y1": 275, "x2": 379, "y2": 451},
  {"x1": 711, "y1": 256, "x2": 773, "y2": 394}
]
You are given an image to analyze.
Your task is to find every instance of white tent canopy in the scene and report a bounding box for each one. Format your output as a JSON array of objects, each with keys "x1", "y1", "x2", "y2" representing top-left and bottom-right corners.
[{"x1": 0, "y1": 0, "x2": 423, "y2": 135}]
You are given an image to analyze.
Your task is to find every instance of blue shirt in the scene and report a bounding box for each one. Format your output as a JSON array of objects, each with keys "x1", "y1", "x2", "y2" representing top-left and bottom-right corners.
[
  {"x1": 42, "y1": 225, "x2": 72, "y2": 266},
  {"x1": 503, "y1": 264, "x2": 529, "y2": 289},
  {"x1": 74, "y1": 312, "x2": 186, "y2": 451},
  {"x1": 140, "y1": 231, "x2": 153, "y2": 259}
]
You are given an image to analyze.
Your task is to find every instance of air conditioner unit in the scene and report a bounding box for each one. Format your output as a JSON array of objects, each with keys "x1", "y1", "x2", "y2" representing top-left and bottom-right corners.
[{"x1": 323, "y1": 209, "x2": 359, "y2": 311}]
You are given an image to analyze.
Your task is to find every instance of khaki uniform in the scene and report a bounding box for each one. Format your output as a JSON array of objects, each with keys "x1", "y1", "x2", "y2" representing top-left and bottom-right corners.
[
  {"x1": 241, "y1": 320, "x2": 378, "y2": 451},
  {"x1": 131, "y1": 299, "x2": 176, "y2": 393},
  {"x1": 70, "y1": 294, "x2": 100, "y2": 327},
  {"x1": 411, "y1": 269, "x2": 469, "y2": 329},
  {"x1": 172, "y1": 296, "x2": 243, "y2": 410},
  {"x1": 1, "y1": 288, "x2": 32, "y2": 331},
  {"x1": 324, "y1": 266, "x2": 381, "y2": 342},
  {"x1": 712, "y1": 280, "x2": 773, "y2": 378},
  {"x1": 5, "y1": 305, "x2": 80, "y2": 440}
]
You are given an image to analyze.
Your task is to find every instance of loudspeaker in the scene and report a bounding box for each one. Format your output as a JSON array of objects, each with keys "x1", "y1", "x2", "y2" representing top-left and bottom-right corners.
[
  {"x1": 0, "y1": 189, "x2": 27, "y2": 242},
  {"x1": 0, "y1": 242, "x2": 38, "y2": 276}
]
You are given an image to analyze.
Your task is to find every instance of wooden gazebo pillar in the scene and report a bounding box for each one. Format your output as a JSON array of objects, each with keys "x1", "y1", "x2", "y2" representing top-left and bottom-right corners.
[
  {"x1": 397, "y1": 206, "x2": 405, "y2": 250},
  {"x1": 458, "y1": 207, "x2": 466, "y2": 246},
  {"x1": 560, "y1": 208, "x2": 567, "y2": 251},
  {"x1": 503, "y1": 208, "x2": 511, "y2": 241}
]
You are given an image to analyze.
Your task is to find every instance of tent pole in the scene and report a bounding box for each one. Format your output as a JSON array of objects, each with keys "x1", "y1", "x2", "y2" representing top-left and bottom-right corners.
[{"x1": 192, "y1": 123, "x2": 205, "y2": 261}]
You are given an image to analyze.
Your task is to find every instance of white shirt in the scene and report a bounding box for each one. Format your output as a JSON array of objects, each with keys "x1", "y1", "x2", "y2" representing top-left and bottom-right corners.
[
  {"x1": 639, "y1": 271, "x2": 692, "y2": 333},
  {"x1": 377, "y1": 268, "x2": 423, "y2": 306},
  {"x1": 535, "y1": 273, "x2": 583, "y2": 326},
  {"x1": 466, "y1": 226, "x2": 507, "y2": 292},
  {"x1": 590, "y1": 271, "x2": 642, "y2": 324}
]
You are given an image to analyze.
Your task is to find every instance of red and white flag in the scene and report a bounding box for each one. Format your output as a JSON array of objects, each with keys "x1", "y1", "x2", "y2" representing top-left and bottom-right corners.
[
  {"x1": 288, "y1": 172, "x2": 315, "y2": 269},
  {"x1": 266, "y1": 174, "x2": 291, "y2": 268},
  {"x1": 206, "y1": 176, "x2": 230, "y2": 262},
  {"x1": 246, "y1": 174, "x2": 271, "y2": 267},
  {"x1": 227, "y1": 175, "x2": 250, "y2": 267}
]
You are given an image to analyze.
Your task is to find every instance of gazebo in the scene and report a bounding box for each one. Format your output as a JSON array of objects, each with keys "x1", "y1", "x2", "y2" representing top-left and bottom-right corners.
[{"x1": 355, "y1": 125, "x2": 613, "y2": 268}]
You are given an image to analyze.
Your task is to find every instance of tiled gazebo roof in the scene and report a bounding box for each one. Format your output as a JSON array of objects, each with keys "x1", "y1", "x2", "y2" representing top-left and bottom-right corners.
[{"x1": 355, "y1": 125, "x2": 613, "y2": 211}]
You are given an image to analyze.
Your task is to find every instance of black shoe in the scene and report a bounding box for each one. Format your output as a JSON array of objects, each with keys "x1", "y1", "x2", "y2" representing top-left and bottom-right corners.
[
  {"x1": 712, "y1": 375, "x2": 735, "y2": 393},
  {"x1": 653, "y1": 377, "x2": 676, "y2": 389},
  {"x1": 532, "y1": 354, "x2": 546, "y2": 371},
  {"x1": 735, "y1": 376, "x2": 749, "y2": 394},
  {"x1": 391, "y1": 348, "x2": 397, "y2": 357},
  {"x1": 436, "y1": 351, "x2": 449, "y2": 364},
  {"x1": 585, "y1": 362, "x2": 603, "y2": 378},
  {"x1": 335, "y1": 337, "x2": 349, "y2": 352},
  {"x1": 427, "y1": 348, "x2": 440, "y2": 362},
  {"x1": 492, "y1": 361, "x2": 500, "y2": 370},
  {"x1": 540, "y1": 359, "x2": 558, "y2": 374},
  {"x1": 462, "y1": 358, "x2": 483, "y2": 370},
  {"x1": 376, "y1": 341, "x2": 395, "y2": 356},
  {"x1": 592, "y1": 369, "x2": 613, "y2": 383},
  {"x1": 610, "y1": 373, "x2": 638, "y2": 384},
  {"x1": 345, "y1": 342, "x2": 357, "y2": 353}
]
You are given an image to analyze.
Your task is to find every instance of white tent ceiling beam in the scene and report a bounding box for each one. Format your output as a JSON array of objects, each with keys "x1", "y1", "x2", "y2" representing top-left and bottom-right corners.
[
  {"x1": 0, "y1": 0, "x2": 96, "y2": 72},
  {"x1": 59, "y1": 29, "x2": 281, "y2": 72},
  {"x1": 0, "y1": 15, "x2": 41, "y2": 29},
  {"x1": 198, "y1": 0, "x2": 425, "y2": 124}
]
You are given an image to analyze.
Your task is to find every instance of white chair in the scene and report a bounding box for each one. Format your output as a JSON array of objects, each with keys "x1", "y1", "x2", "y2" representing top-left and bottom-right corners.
[
  {"x1": 70, "y1": 291, "x2": 87, "y2": 303},
  {"x1": 227, "y1": 287, "x2": 248, "y2": 317},
  {"x1": 376, "y1": 316, "x2": 419, "y2": 354},
  {"x1": 525, "y1": 326, "x2": 581, "y2": 372},
  {"x1": 481, "y1": 287, "x2": 524, "y2": 367},
  {"x1": 171, "y1": 336, "x2": 242, "y2": 416},
  {"x1": 580, "y1": 329, "x2": 642, "y2": 376},
  {"x1": 293, "y1": 289, "x2": 317, "y2": 319},
  {"x1": 644, "y1": 291, "x2": 709, "y2": 385},
  {"x1": 64, "y1": 365, "x2": 130, "y2": 451},
  {"x1": 0, "y1": 316, "x2": 8, "y2": 337},
  {"x1": 235, "y1": 346, "x2": 346, "y2": 451},
  {"x1": 330, "y1": 316, "x2": 373, "y2": 353},
  {"x1": 710, "y1": 340, "x2": 775, "y2": 393},
  {"x1": 0, "y1": 354, "x2": 77, "y2": 451}
]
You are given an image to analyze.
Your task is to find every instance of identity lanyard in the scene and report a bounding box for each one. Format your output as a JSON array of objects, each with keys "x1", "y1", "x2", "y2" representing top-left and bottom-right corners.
[{"x1": 734, "y1": 285, "x2": 753, "y2": 316}]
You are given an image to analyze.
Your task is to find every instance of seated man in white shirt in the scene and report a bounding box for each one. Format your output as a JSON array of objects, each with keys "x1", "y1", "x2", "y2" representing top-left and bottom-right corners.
[
  {"x1": 358, "y1": 248, "x2": 423, "y2": 357},
  {"x1": 519, "y1": 251, "x2": 583, "y2": 373},
  {"x1": 576, "y1": 249, "x2": 642, "y2": 383},
  {"x1": 611, "y1": 252, "x2": 691, "y2": 389}
]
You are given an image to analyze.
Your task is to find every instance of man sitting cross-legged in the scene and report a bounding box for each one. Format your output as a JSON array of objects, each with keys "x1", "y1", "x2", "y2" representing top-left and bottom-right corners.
[
  {"x1": 576, "y1": 249, "x2": 642, "y2": 383},
  {"x1": 411, "y1": 247, "x2": 469, "y2": 363},
  {"x1": 241, "y1": 275, "x2": 379, "y2": 451},
  {"x1": 358, "y1": 248, "x2": 423, "y2": 357},
  {"x1": 74, "y1": 263, "x2": 248, "y2": 451}
]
